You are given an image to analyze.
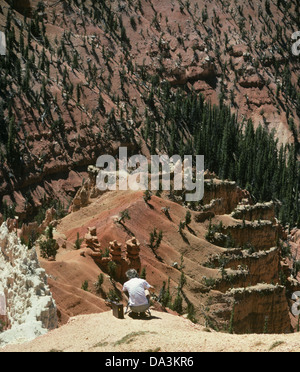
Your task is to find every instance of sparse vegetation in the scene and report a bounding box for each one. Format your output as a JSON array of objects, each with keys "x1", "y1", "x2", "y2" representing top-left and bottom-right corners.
[
  {"x1": 172, "y1": 292, "x2": 183, "y2": 314},
  {"x1": 39, "y1": 225, "x2": 58, "y2": 260},
  {"x1": 228, "y1": 302, "x2": 235, "y2": 334},
  {"x1": 107, "y1": 289, "x2": 121, "y2": 303},
  {"x1": 114, "y1": 331, "x2": 156, "y2": 346},
  {"x1": 269, "y1": 340, "x2": 285, "y2": 351},
  {"x1": 149, "y1": 228, "x2": 163, "y2": 250},
  {"x1": 81, "y1": 280, "x2": 89, "y2": 291},
  {"x1": 185, "y1": 210, "x2": 192, "y2": 226},
  {"x1": 159, "y1": 278, "x2": 172, "y2": 308},
  {"x1": 161, "y1": 206, "x2": 171, "y2": 219},
  {"x1": 74, "y1": 232, "x2": 83, "y2": 250},
  {"x1": 108, "y1": 261, "x2": 117, "y2": 280},
  {"x1": 143, "y1": 190, "x2": 152, "y2": 204},
  {"x1": 95, "y1": 273, "x2": 104, "y2": 293},
  {"x1": 118, "y1": 209, "x2": 131, "y2": 225}
]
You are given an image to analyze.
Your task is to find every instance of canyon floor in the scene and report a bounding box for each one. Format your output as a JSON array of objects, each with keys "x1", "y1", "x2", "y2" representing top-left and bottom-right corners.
[{"x1": 1, "y1": 309, "x2": 300, "y2": 353}]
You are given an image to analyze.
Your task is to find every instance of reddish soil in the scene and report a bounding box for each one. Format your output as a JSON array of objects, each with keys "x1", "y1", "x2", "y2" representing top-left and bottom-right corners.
[{"x1": 38, "y1": 190, "x2": 223, "y2": 326}]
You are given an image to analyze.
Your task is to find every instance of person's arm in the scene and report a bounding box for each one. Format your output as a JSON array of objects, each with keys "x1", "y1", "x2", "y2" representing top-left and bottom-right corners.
[
  {"x1": 123, "y1": 291, "x2": 129, "y2": 301},
  {"x1": 144, "y1": 281, "x2": 155, "y2": 292},
  {"x1": 122, "y1": 284, "x2": 129, "y2": 299}
]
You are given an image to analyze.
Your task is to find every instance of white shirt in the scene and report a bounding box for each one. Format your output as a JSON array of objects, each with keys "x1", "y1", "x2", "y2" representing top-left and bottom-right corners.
[{"x1": 123, "y1": 278, "x2": 151, "y2": 307}]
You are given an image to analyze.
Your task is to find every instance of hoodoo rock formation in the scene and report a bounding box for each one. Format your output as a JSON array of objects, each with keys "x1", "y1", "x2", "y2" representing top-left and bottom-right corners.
[
  {"x1": 80, "y1": 223, "x2": 142, "y2": 283},
  {"x1": 125, "y1": 237, "x2": 141, "y2": 270},
  {"x1": 92, "y1": 237, "x2": 141, "y2": 282},
  {"x1": 84, "y1": 226, "x2": 102, "y2": 256}
]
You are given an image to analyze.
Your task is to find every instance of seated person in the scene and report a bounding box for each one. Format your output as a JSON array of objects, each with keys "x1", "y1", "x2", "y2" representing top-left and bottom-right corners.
[{"x1": 122, "y1": 269, "x2": 154, "y2": 315}]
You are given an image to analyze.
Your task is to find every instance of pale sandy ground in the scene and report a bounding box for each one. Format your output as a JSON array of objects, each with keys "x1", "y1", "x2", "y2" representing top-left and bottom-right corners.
[{"x1": 1, "y1": 310, "x2": 300, "y2": 352}]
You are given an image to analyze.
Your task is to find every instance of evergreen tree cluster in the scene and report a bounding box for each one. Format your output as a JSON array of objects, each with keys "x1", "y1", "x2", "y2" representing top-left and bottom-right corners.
[{"x1": 143, "y1": 86, "x2": 299, "y2": 228}]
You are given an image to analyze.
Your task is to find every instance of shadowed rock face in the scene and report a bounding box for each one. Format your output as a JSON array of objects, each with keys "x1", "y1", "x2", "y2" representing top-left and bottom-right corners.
[
  {"x1": 208, "y1": 284, "x2": 292, "y2": 334},
  {"x1": 12, "y1": 0, "x2": 32, "y2": 17}
]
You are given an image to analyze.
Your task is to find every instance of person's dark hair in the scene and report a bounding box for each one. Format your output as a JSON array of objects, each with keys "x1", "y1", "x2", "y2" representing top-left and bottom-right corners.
[{"x1": 126, "y1": 269, "x2": 139, "y2": 279}]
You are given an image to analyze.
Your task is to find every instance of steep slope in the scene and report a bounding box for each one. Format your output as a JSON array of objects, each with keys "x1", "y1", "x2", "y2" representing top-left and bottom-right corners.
[
  {"x1": 23, "y1": 172, "x2": 300, "y2": 335},
  {"x1": 0, "y1": 0, "x2": 299, "y2": 221}
]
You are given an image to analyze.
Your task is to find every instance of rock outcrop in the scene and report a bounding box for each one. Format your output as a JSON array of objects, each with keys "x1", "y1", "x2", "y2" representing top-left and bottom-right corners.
[
  {"x1": 18, "y1": 206, "x2": 58, "y2": 246},
  {"x1": 83, "y1": 227, "x2": 142, "y2": 283},
  {"x1": 200, "y1": 179, "x2": 295, "y2": 334},
  {"x1": 221, "y1": 221, "x2": 279, "y2": 251},
  {"x1": 202, "y1": 179, "x2": 252, "y2": 215},
  {"x1": 0, "y1": 223, "x2": 58, "y2": 347},
  {"x1": 104, "y1": 238, "x2": 142, "y2": 282},
  {"x1": 84, "y1": 226, "x2": 101, "y2": 252},
  {"x1": 168, "y1": 56, "x2": 217, "y2": 86},
  {"x1": 69, "y1": 166, "x2": 103, "y2": 213},
  {"x1": 125, "y1": 237, "x2": 141, "y2": 269},
  {"x1": 211, "y1": 247, "x2": 281, "y2": 293},
  {"x1": 231, "y1": 201, "x2": 276, "y2": 222},
  {"x1": 208, "y1": 284, "x2": 291, "y2": 334},
  {"x1": 0, "y1": 294, "x2": 9, "y2": 332}
]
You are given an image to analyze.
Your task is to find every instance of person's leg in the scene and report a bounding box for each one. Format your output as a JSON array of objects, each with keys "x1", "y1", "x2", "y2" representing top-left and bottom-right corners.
[{"x1": 129, "y1": 303, "x2": 150, "y2": 318}]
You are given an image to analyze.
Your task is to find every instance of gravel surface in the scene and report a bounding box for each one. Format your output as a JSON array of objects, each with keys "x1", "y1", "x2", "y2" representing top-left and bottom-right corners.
[{"x1": 1, "y1": 310, "x2": 300, "y2": 352}]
